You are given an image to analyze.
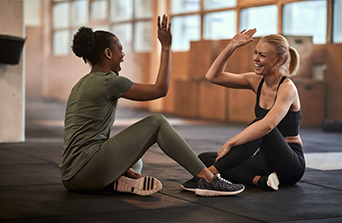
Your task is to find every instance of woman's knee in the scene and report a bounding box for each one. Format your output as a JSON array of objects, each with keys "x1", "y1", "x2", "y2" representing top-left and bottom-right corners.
[
  {"x1": 198, "y1": 152, "x2": 217, "y2": 167},
  {"x1": 147, "y1": 114, "x2": 169, "y2": 125},
  {"x1": 63, "y1": 180, "x2": 82, "y2": 192}
]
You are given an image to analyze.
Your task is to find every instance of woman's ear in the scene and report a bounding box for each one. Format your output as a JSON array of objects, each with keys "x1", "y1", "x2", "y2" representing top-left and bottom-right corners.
[
  {"x1": 104, "y1": 48, "x2": 112, "y2": 60},
  {"x1": 277, "y1": 55, "x2": 284, "y2": 67}
]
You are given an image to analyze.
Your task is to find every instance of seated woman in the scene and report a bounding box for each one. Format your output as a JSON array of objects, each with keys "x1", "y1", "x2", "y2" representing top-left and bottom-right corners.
[
  {"x1": 182, "y1": 29, "x2": 305, "y2": 191},
  {"x1": 60, "y1": 15, "x2": 245, "y2": 197}
]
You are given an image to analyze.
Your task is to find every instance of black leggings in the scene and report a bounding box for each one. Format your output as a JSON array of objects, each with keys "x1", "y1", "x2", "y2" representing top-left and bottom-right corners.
[{"x1": 199, "y1": 123, "x2": 305, "y2": 186}]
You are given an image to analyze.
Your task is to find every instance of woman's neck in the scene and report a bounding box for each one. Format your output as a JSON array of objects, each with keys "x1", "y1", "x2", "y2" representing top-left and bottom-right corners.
[
  {"x1": 263, "y1": 72, "x2": 283, "y2": 88},
  {"x1": 90, "y1": 64, "x2": 111, "y2": 73}
]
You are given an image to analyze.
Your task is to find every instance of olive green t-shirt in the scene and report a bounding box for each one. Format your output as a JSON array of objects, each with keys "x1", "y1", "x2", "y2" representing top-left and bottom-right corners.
[{"x1": 60, "y1": 71, "x2": 133, "y2": 181}]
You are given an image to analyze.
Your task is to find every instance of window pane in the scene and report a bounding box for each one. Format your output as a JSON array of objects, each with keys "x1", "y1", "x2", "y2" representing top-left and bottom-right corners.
[
  {"x1": 171, "y1": 0, "x2": 200, "y2": 14},
  {"x1": 282, "y1": 0, "x2": 327, "y2": 44},
  {"x1": 91, "y1": 0, "x2": 108, "y2": 20},
  {"x1": 134, "y1": 21, "x2": 151, "y2": 52},
  {"x1": 203, "y1": 10, "x2": 236, "y2": 40},
  {"x1": 204, "y1": 0, "x2": 236, "y2": 10},
  {"x1": 92, "y1": 25, "x2": 110, "y2": 31},
  {"x1": 112, "y1": 23, "x2": 133, "y2": 52},
  {"x1": 53, "y1": 30, "x2": 70, "y2": 55},
  {"x1": 240, "y1": 5, "x2": 277, "y2": 37},
  {"x1": 110, "y1": 0, "x2": 133, "y2": 22},
  {"x1": 171, "y1": 15, "x2": 201, "y2": 51},
  {"x1": 135, "y1": 0, "x2": 152, "y2": 19},
  {"x1": 71, "y1": 0, "x2": 89, "y2": 27},
  {"x1": 53, "y1": 2, "x2": 69, "y2": 29},
  {"x1": 333, "y1": 0, "x2": 342, "y2": 43}
]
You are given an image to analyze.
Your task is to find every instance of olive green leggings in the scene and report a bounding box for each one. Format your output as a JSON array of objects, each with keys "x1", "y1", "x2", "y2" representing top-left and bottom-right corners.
[{"x1": 63, "y1": 114, "x2": 205, "y2": 192}]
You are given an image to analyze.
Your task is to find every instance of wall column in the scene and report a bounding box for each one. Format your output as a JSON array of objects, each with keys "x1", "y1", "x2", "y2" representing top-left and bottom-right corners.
[{"x1": 0, "y1": 0, "x2": 25, "y2": 142}]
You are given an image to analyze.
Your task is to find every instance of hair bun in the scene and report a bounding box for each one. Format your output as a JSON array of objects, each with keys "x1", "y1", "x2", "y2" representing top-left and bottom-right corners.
[{"x1": 71, "y1": 27, "x2": 96, "y2": 58}]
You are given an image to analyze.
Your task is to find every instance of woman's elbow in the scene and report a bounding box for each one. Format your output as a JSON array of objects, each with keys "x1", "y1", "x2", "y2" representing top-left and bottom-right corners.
[
  {"x1": 263, "y1": 121, "x2": 276, "y2": 134},
  {"x1": 159, "y1": 90, "x2": 168, "y2": 98},
  {"x1": 156, "y1": 88, "x2": 168, "y2": 99},
  {"x1": 205, "y1": 74, "x2": 215, "y2": 83}
]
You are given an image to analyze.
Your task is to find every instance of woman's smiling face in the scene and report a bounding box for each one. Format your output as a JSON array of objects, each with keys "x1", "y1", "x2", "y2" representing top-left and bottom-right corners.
[
  {"x1": 109, "y1": 36, "x2": 125, "y2": 75},
  {"x1": 253, "y1": 41, "x2": 282, "y2": 76}
]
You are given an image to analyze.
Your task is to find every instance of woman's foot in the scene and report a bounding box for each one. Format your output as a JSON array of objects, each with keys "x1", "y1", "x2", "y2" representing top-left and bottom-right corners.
[
  {"x1": 114, "y1": 176, "x2": 162, "y2": 196},
  {"x1": 258, "y1": 172, "x2": 279, "y2": 190},
  {"x1": 195, "y1": 174, "x2": 245, "y2": 196},
  {"x1": 181, "y1": 177, "x2": 199, "y2": 192}
]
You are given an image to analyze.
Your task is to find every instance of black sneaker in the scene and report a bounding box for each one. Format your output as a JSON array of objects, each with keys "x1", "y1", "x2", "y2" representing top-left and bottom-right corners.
[
  {"x1": 195, "y1": 174, "x2": 245, "y2": 196},
  {"x1": 180, "y1": 177, "x2": 199, "y2": 192},
  {"x1": 114, "y1": 176, "x2": 162, "y2": 196}
]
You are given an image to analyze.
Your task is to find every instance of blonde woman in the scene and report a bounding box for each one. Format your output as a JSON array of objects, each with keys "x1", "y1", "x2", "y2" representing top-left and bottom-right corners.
[{"x1": 182, "y1": 29, "x2": 305, "y2": 191}]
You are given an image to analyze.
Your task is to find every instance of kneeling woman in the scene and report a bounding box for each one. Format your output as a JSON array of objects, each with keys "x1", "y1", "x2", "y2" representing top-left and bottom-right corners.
[{"x1": 182, "y1": 29, "x2": 305, "y2": 191}]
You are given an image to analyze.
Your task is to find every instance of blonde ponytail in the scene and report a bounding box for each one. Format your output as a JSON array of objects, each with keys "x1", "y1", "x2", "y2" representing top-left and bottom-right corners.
[{"x1": 288, "y1": 47, "x2": 300, "y2": 76}]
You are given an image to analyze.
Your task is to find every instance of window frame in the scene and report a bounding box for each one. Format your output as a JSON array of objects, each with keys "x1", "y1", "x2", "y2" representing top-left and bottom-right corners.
[
  {"x1": 51, "y1": 0, "x2": 153, "y2": 55},
  {"x1": 167, "y1": 0, "x2": 334, "y2": 51},
  {"x1": 50, "y1": 0, "x2": 337, "y2": 55}
]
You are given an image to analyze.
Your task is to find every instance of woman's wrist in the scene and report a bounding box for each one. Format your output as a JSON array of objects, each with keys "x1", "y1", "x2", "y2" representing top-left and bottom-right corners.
[
  {"x1": 227, "y1": 40, "x2": 239, "y2": 50},
  {"x1": 161, "y1": 46, "x2": 171, "y2": 51}
]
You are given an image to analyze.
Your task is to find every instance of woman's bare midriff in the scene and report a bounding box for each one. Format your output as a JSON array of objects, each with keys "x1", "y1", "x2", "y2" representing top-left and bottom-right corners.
[{"x1": 285, "y1": 135, "x2": 303, "y2": 147}]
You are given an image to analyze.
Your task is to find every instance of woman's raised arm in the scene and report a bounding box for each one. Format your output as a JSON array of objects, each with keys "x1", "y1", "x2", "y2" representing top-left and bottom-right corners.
[
  {"x1": 205, "y1": 29, "x2": 257, "y2": 90},
  {"x1": 122, "y1": 14, "x2": 172, "y2": 101}
]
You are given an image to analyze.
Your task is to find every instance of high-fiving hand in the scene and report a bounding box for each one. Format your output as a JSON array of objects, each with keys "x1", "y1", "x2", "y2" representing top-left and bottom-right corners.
[
  {"x1": 230, "y1": 28, "x2": 257, "y2": 48},
  {"x1": 157, "y1": 14, "x2": 172, "y2": 49}
]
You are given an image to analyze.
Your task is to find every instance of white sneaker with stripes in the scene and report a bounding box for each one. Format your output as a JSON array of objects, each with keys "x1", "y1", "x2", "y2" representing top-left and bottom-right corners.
[{"x1": 114, "y1": 176, "x2": 162, "y2": 196}]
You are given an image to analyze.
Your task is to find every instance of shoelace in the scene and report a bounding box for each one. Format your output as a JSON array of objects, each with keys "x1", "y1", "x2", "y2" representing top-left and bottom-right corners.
[{"x1": 216, "y1": 174, "x2": 233, "y2": 185}]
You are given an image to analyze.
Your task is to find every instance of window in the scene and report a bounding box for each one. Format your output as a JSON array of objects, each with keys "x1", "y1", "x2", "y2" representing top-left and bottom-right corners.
[
  {"x1": 52, "y1": 0, "x2": 89, "y2": 55},
  {"x1": 204, "y1": 0, "x2": 236, "y2": 10},
  {"x1": 53, "y1": 2, "x2": 69, "y2": 29},
  {"x1": 171, "y1": 0, "x2": 201, "y2": 14},
  {"x1": 109, "y1": 0, "x2": 153, "y2": 52},
  {"x1": 333, "y1": 0, "x2": 342, "y2": 43},
  {"x1": 169, "y1": 0, "x2": 239, "y2": 51},
  {"x1": 110, "y1": 0, "x2": 133, "y2": 22},
  {"x1": 52, "y1": 2, "x2": 71, "y2": 55},
  {"x1": 53, "y1": 30, "x2": 70, "y2": 55},
  {"x1": 91, "y1": 0, "x2": 108, "y2": 21},
  {"x1": 71, "y1": 0, "x2": 88, "y2": 27},
  {"x1": 51, "y1": 1, "x2": 336, "y2": 55},
  {"x1": 134, "y1": 21, "x2": 152, "y2": 52},
  {"x1": 133, "y1": 0, "x2": 153, "y2": 51},
  {"x1": 112, "y1": 23, "x2": 133, "y2": 52},
  {"x1": 282, "y1": 0, "x2": 327, "y2": 44},
  {"x1": 135, "y1": 0, "x2": 153, "y2": 19},
  {"x1": 240, "y1": 5, "x2": 278, "y2": 36},
  {"x1": 203, "y1": 10, "x2": 236, "y2": 40},
  {"x1": 52, "y1": 0, "x2": 153, "y2": 55},
  {"x1": 172, "y1": 15, "x2": 201, "y2": 51}
]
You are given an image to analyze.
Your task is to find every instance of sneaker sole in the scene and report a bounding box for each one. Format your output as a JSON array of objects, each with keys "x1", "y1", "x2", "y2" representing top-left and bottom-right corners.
[
  {"x1": 114, "y1": 176, "x2": 162, "y2": 196},
  {"x1": 180, "y1": 184, "x2": 196, "y2": 192},
  {"x1": 195, "y1": 186, "x2": 245, "y2": 197},
  {"x1": 267, "y1": 172, "x2": 279, "y2": 190}
]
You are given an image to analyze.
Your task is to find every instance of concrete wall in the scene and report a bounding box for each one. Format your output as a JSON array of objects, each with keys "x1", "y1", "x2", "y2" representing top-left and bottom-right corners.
[{"x1": 0, "y1": 0, "x2": 25, "y2": 142}]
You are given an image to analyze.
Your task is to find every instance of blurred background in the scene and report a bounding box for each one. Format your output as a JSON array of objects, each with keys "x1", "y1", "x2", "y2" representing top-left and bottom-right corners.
[{"x1": 1, "y1": 0, "x2": 341, "y2": 143}]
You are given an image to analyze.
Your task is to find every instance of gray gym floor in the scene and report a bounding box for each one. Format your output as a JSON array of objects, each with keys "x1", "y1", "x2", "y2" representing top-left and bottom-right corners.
[{"x1": 1, "y1": 97, "x2": 341, "y2": 223}]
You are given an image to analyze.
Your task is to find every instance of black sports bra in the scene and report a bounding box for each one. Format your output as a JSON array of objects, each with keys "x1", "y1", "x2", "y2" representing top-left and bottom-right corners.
[{"x1": 254, "y1": 76, "x2": 302, "y2": 137}]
